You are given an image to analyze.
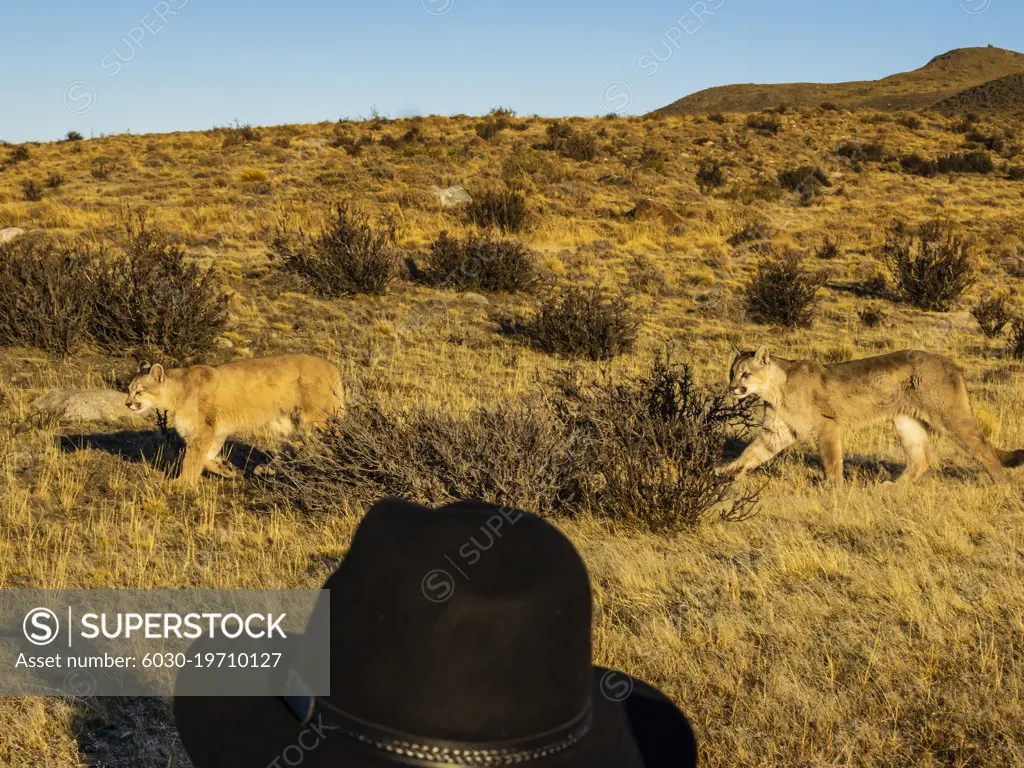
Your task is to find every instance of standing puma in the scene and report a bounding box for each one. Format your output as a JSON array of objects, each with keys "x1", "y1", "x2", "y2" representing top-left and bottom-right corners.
[
  {"x1": 126, "y1": 354, "x2": 344, "y2": 484},
  {"x1": 720, "y1": 346, "x2": 1024, "y2": 485}
]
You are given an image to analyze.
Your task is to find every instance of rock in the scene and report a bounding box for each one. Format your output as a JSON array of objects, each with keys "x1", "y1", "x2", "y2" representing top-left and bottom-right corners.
[
  {"x1": 27, "y1": 389, "x2": 144, "y2": 425},
  {"x1": 429, "y1": 185, "x2": 473, "y2": 207},
  {"x1": 625, "y1": 199, "x2": 684, "y2": 226},
  {"x1": 460, "y1": 292, "x2": 490, "y2": 307},
  {"x1": 0, "y1": 227, "x2": 26, "y2": 245}
]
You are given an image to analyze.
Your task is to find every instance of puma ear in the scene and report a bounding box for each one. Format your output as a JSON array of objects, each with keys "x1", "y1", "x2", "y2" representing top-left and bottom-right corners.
[
  {"x1": 729, "y1": 343, "x2": 742, "y2": 359},
  {"x1": 138, "y1": 360, "x2": 152, "y2": 374},
  {"x1": 150, "y1": 364, "x2": 165, "y2": 383},
  {"x1": 754, "y1": 346, "x2": 771, "y2": 366}
]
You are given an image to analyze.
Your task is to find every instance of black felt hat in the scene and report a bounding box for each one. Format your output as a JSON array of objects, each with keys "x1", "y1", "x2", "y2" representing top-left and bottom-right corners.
[{"x1": 173, "y1": 497, "x2": 698, "y2": 767}]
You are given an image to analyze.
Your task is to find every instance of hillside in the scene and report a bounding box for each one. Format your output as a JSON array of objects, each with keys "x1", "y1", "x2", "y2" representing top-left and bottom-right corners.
[
  {"x1": 933, "y1": 70, "x2": 1024, "y2": 118},
  {"x1": 1, "y1": 108, "x2": 1024, "y2": 766},
  {"x1": 653, "y1": 46, "x2": 1024, "y2": 115}
]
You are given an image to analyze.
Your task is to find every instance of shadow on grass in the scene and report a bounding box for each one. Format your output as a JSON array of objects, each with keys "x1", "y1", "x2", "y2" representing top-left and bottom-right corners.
[
  {"x1": 726, "y1": 437, "x2": 982, "y2": 484},
  {"x1": 57, "y1": 430, "x2": 272, "y2": 479},
  {"x1": 71, "y1": 697, "x2": 189, "y2": 767}
]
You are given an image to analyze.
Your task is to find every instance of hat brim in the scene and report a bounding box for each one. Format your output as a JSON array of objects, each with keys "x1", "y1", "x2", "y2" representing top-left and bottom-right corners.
[{"x1": 173, "y1": 634, "x2": 696, "y2": 768}]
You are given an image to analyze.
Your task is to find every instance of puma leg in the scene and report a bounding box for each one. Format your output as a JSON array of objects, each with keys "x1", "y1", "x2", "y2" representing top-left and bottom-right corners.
[
  {"x1": 818, "y1": 424, "x2": 845, "y2": 485},
  {"x1": 893, "y1": 415, "x2": 931, "y2": 484}
]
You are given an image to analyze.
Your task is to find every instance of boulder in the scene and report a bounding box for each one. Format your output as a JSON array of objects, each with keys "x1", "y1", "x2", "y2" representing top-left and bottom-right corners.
[
  {"x1": 0, "y1": 227, "x2": 26, "y2": 245},
  {"x1": 429, "y1": 185, "x2": 473, "y2": 207},
  {"x1": 27, "y1": 389, "x2": 145, "y2": 425}
]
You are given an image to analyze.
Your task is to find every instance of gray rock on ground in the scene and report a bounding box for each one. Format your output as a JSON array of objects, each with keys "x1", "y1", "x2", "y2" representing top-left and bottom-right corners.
[
  {"x1": 429, "y1": 185, "x2": 473, "y2": 207},
  {"x1": 27, "y1": 389, "x2": 145, "y2": 425},
  {"x1": 0, "y1": 227, "x2": 26, "y2": 245}
]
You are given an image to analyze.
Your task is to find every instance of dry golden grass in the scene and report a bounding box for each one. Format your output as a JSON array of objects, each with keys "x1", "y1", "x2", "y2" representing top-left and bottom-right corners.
[{"x1": 1, "y1": 106, "x2": 1023, "y2": 766}]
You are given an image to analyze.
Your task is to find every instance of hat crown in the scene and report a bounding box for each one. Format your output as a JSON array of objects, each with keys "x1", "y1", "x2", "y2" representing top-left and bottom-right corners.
[{"x1": 321, "y1": 498, "x2": 594, "y2": 743}]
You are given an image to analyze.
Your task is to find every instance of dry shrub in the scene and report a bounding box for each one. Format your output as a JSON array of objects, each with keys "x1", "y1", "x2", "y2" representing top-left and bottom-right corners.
[
  {"x1": 475, "y1": 107, "x2": 515, "y2": 141},
  {"x1": 0, "y1": 237, "x2": 97, "y2": 356},
  {"x1": 815, "y1": 235, "x2": 842, "y2": 260},
  {"x1": 835, "y1": 140, "x2": 886, "y2": 163},
  {"x1": 467, "y1": 187, "x2": 530, "y2": 233},
  {"x1": 744, "y1": 250, "x2": 826, "y2": 327},
  {"x1": 90, "y1": 158, "x2": 115, "y2": 180},
  {"x1": 858, "y1": 305, "x2": 887, "y2": 328},
  {"x1": 418, "y1": 231, "x2": 537, "y2": 293},
  {"x1": 897, "y1": 114, "x2": 923, "y2": 130},
  {"x1": 502, "y1": 286, "x2": 641, "y2": 361},
  {"x1": 728, "y1": 220, "x2": 773, "y2": 247},
  {"x1": 1008, "y1": 165, "x2": 1024, "y2": 181},
  {"x1": 778, "y1": 165, "x2": 830, "y2": 193},
  {"x1": 696, "y1": 162, "x2": 726, "y2": 194},
  {"x1": 1009, "y1": 319, "x2": 1024, "y2": 360},
  {"x1": 745, "y1": 114, "x2": 782, "y2": 135},
  {"x1": 21, "y1": 179, "x2": 44, "y2": 201},
  {"x1": 91, "y1": 214, "x2": 230, "y2": 362},
  {"x1": 269, "y1": 356, "x2": 761, "y2": 533},
  {"x1": 545, "y1": 122, "x2": 599, "y2": 161},
  {"x1": 221, "y1": 122, "x2": 262, "y2": 148},
  {"x1": 882, "y1": 220, "x2": 975, "y2": 311},
  {"x1": 273, "y1": 204, "x2": 398, "y2": 297},
  {"x1": 971, "y1": 296, "x2": 1014, "y2": 338},
  {"x1": 556, "y1": 355, "x2": 761, "y2": 530},
  {"x1": 901, "y1": 151, "x2": 995, "y2": 177},
  {"x1": 269, "y1": 398, "x2": 578, "y2": 516},
  {"x1": 627, "y1": 254, "x2": 667, "y2": 296}
]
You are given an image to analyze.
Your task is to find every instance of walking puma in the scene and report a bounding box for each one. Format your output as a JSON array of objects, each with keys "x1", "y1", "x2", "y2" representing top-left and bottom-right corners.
[
  {"x1": 719, "y1": 346, "x2": 1024, "y2": 485},
  {"x1": 126, "y1": 354, "x2": 344, "y2": 483}
]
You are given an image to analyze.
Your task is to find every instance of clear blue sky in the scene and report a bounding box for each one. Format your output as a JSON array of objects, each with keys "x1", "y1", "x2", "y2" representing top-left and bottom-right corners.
[{"x1": 1, "y1": 0, "x2": 1021, "y2": 143}]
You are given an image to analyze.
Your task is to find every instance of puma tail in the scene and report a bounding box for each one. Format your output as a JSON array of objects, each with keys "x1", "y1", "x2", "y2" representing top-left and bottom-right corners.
[{"x1": 996, "y1": 448, "x2": 1024, "y2": 469}]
